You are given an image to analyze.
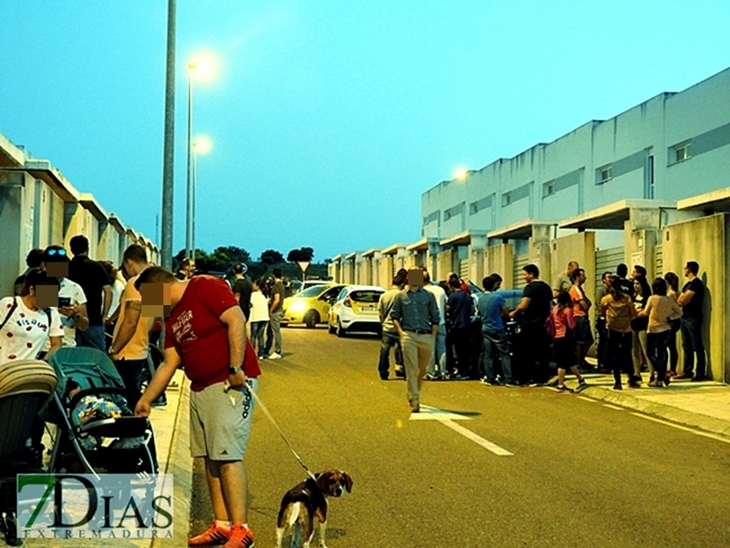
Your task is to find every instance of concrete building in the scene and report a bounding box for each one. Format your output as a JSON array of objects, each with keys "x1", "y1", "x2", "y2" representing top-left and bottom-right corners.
[
  {"x1": 0, "y1": 131, "x2": 158, "y2": 296},
  {"x1": 332, "y1": 66, "x2": 730, "y2": 383}
]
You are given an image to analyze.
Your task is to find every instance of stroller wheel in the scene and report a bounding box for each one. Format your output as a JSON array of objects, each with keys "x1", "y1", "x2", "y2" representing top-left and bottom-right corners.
[{"x1": 3, "y1": 511, "x2": 19, "y2": 546}]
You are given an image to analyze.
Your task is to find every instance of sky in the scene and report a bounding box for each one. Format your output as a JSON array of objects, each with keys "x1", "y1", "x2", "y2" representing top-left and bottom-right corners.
[{"x1": 2, "y1": 1, "x2": 730, "y2": 263}]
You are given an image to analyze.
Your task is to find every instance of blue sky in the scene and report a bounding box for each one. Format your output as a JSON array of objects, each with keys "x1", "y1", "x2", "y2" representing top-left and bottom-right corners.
[{"x1": 2, "y1": 1, "x2": 729, "y2": 262}]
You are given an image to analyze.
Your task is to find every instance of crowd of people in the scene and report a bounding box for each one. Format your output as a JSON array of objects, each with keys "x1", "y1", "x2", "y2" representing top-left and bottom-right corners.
[{"x1": 377, "y1": 259, "x2": 707, "y2": 411}]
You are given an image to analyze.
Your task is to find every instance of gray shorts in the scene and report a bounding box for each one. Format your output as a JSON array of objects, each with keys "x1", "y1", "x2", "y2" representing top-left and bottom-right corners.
[
  {"x1": 189, "y1": 377, "x2": 258, "y2": 460},
  {"x1": 574, "y1": 316, "x2": 594, "y2": 345}
]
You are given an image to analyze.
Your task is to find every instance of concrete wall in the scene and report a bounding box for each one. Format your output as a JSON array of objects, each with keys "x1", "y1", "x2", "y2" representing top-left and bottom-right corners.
[
  {"x1": 484, "y1": 243, "x2": 514, "y2": 289},
  {"x1": 662, "y1": 214, "x2": 729, "y2": 382},
  {"x1": 550, "y1": 231, "x2": 597, "y2": 302},
  {"x1": 0, "y1": 172, "x2": 27, "y2": 296}
]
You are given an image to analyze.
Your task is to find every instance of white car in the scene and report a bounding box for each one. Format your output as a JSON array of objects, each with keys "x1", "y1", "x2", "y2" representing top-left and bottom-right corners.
[{"x1": 327, "y1": 285, "x2": 386, "y2": 337}]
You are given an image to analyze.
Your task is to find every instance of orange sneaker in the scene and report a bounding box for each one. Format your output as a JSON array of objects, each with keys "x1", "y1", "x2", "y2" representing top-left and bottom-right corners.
[
  {"x1": 223, "y1": 524, "x2": 255, "y2": 548},
  {"x1": 189, "y1": 522, "x2": 231, "y2": 546}
]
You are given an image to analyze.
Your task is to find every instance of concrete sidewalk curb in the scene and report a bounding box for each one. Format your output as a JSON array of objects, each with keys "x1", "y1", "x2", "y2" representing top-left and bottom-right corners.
[
  {"x1": 581, "y1": 385, "x2": 730, "y2": 439},
  {"x1": 152, "y1": 378, "x2": 192, "y2": 548}
]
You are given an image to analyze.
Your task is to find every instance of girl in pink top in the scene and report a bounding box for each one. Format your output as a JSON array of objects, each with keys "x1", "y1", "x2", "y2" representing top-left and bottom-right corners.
[{"x1": 551, "y1": 292, "x2": 586, "y2": 393}]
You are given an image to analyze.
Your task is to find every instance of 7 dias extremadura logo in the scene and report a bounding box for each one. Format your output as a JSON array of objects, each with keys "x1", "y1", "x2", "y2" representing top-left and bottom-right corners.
[{"x1": 17, "y1": 474, "x2": 173, "y2": 540}]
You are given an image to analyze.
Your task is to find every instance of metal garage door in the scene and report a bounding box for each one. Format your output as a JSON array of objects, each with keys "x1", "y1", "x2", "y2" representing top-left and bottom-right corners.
[
  {"x1": 512, "y1": 254, "x2": 529, "y2": 290},
  {"x1": 459, "y1": 259, "x2": 469, "y2": 280},
  {"x1": 595, "y1": 247, "x2": 625, "y2": 295}
]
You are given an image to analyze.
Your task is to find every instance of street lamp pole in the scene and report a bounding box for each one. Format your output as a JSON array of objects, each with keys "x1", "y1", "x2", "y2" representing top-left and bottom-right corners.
[
  {"x1": 192, "y1": 143, "x2": 198, "y2": 259},
  {"x1": 185, "y1": 64, "x2": 194, "y2": 260},
  {"x1": 160, "y1": 0, "x2": 176, "y2": 269}
]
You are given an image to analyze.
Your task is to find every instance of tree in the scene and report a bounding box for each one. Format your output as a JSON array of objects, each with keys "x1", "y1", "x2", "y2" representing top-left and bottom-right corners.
[
  {"x1": 260, "y1": 249, "x2": 285, "y2": 266},
  {"x1": 286, "y1": 247, "x2": 314, "y2": 263}
]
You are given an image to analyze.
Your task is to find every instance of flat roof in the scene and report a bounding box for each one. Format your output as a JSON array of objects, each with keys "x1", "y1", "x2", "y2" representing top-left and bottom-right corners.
[
  {"x1": 361, "y1": 248, "x2": 381, "y2": 258},
  {"x1": 79, "y1": 193, "x2": 109, "y2": 222},
  {"x1": 108, "y1": 214, "x2": 126, "y2": 234},
  {"x1": 677, "y1": 188, "x2": 730, "y2": 212},
  {"x1": 331, "y1": 254, "x2": 343, "y2": 261},
  {"x1": 0, "y1": 133, "x2": 24, "y2": 167},
  {"x1": 406, "y1": 237, "x2": 441, "y2": 252},
  {"x1": 439, "y1": 230, "x2": 489, "y2": 247},
  {"x1": 381, "y1": 243, "x2": 407, "y2": 255},
  {"x1": 24, "y1": 159, "x2": 80, "y2": 203},
  {"x1": 344, "y1": 251, "x2": 358, "y2": 260},
  {"x1": 487, "y1": 219, "x2": 557, "y2": 240},
  {"x1": 559, "y1": 199, "x2": 676, "y2": 230}
]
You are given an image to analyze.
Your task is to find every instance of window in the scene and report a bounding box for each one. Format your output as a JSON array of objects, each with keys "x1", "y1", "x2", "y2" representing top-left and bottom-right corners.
[
  {"x1": 669, "y1": 141, "x2": 691, "y2": 165},
  {"x1": 444, "y1": 210, "x2": 452, "y2": 221},
  {"x1": 502, "y1": 192, "x2": 512, "y2": 207},
  {"x1": 470, "y1": 203, "x2": 478, "y2": 215},
  {"x1": 596, "y1": 166, "x2": 612, "y2": 184},
  {"x1": 543, "y1": 180, "x2": 555, "y2": 197}
]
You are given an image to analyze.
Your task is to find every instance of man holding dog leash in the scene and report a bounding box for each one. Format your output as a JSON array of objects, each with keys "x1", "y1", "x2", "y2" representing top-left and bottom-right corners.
[{"x1": 133, "y1": 266, "x2": 261, "y2": 548}]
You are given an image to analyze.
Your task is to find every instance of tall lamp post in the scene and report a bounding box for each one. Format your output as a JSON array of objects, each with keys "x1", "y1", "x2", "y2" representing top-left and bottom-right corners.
[
  {"x1": 191, "y1": 136, "x2": 211, "y2": 258},
  {"x1": 185, "y1": 56, "x2": 215, "y2": 260}
]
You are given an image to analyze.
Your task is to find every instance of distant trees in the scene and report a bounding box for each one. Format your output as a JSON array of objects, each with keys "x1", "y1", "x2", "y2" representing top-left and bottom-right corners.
[
  {"x1": 286, "y1": 247, "x2": 314, "y2": 263},
  {"x1": 260, "y1": 249, "x2": 285, "y2": 266}
]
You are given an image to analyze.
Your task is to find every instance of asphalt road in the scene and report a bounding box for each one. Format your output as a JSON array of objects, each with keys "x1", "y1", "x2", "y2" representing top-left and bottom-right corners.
[{"x1": 190, "y1": 325, "x2": 730, "y2": 548}]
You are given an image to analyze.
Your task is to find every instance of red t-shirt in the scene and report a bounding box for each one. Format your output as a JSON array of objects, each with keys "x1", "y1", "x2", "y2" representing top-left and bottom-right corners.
[{"x1": 165, "y1": 276, "x2": 261, "y2": 391}]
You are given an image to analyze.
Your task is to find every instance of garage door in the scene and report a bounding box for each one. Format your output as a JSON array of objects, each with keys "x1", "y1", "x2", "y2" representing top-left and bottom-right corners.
[
  {"x1": 654, "y1": 244, "x2": 663, "y2": 278},
  {"x1": 512, "y1": 254, "x2": 529, "y2": 290},
  {"x1": 595, "y1": 247, "x2": 624, "y2": 295}
]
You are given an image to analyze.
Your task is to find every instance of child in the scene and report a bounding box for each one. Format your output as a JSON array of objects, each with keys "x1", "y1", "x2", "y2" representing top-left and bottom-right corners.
[
  {"x1": 551, "y1": 292, "x2": 587, "y2": 393},
  {"x1": 66, "y1": 379, "x2": 123, "y2": 449},
  {"x1": 249, "y1": 279, "x2": 270, "y2": 358}
]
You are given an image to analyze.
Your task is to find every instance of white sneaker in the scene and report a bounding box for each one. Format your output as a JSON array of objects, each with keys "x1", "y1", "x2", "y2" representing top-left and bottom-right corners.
[{"x1": 268, "y1": 352, "x2": 282, "y2": 360}]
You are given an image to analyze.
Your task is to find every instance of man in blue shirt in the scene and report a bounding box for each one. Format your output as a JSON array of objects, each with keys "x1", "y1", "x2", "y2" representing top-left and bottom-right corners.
[{"x1": 477, "y1": 274, "x2": 517, "y2": 386}]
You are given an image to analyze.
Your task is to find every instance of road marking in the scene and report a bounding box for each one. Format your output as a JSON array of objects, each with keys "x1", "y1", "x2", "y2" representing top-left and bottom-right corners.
[
  {"x1": 603, "y1": 404, "x2": 623, "y2": 411},
  {"x1": 441, "y1": 419, "x2": 513, "y2": 456},
  {"x1": 410, "y1": 405, "x2": 513, "y2": 456},
  {"x1": 577, "y1": 396, "x2": 596, "y2": 403},
  {"x1": 630, "y1": 413, "x2": 730, "y2": 445}
]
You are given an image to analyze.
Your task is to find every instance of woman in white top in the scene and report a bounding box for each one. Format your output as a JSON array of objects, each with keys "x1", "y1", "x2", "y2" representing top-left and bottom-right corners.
[
  {"x1": 0, "y1": 268, "x2": 64, "y2": 365},
  {"x1": 638, "y1": 277, "x2": 682, "y2": 387},
  {"x1": 249, "y1": 279, "x2": 270, "y2": 358}
]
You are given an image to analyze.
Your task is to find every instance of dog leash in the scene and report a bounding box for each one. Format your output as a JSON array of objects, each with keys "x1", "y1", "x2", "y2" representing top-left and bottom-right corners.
[{"x1": 246, "y1": 386, "x2": 318, "y2": 482}]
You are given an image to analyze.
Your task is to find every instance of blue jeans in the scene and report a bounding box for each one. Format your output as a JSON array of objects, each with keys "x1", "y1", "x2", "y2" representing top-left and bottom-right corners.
[
  {"x1": 250, "y1": 321, "x2": 268, "y2": 356},
  {"x1": 76, "y1": 324, "x2": 106, "y2": 351},
  {"x1": 429, "y1": 324, "x2": 447, "y2": 376},
  {"x1": 681, "y1": 317, "x2": 705, "y2": 377},
  {"x1": 647, "y1": 330, "x2": 672, "y2": 382},
  {"x1": 481, "y1": 330, "x2": 514, "y2": 384},
  {"x1": 379, "y1": 331, "x2": 402, "y2": 377}
]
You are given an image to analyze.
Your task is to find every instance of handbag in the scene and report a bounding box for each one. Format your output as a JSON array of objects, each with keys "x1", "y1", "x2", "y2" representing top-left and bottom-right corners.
[{"x1": 630, "y1": 315, "x2": 649, "y2": 332}]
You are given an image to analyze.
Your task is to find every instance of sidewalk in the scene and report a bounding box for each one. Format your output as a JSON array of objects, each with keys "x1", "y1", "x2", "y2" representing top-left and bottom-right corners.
[
  {"x1": 572, "y1": 372, "x2": 730, "y2": 438},
  {"x1": 22, "y1": 370, "x2": 193, "y2": 548}
]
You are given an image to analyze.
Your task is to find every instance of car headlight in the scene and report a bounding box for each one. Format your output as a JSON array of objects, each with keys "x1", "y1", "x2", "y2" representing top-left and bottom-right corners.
[{"x1": 288, "y1": 301, "x2": 307, "y2": 314}]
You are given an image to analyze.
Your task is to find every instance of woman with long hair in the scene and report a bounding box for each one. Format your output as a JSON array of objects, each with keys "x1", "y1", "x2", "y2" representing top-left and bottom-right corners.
[
  {"x1": 551, "y1": 291, "x2": 586, "y2": 393},
  {"x1": 664, "y1": 272, "x2": 682, "y2": 377},
  {"x1": 631, "y1": 275, "x2": 652, "y2": 387},
  {"x1": 600, "y1": 276, "x2": 637, "y2": 390},
  {"x1": 638, "y1": 277, "x2": 682, "y2": 387}
]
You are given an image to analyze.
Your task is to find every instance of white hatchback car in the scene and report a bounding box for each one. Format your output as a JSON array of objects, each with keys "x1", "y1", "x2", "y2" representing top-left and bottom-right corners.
[{"x1": 327, "y1": 285, "x2": 386, "y2": 337}]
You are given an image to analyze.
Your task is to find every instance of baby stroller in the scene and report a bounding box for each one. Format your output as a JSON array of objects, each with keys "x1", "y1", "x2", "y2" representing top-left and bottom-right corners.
[
  {"x1": 44, "y1": 347, "x2": 157, "y2": 477},
  {"x1": 0, "y1": 360, "x2": 58, "y2": 546}
]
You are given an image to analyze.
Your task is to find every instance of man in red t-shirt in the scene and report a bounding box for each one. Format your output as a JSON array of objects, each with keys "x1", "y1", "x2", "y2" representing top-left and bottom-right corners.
[{"x1": 134, "y1": 267, "x2": 261, "y2": 548}]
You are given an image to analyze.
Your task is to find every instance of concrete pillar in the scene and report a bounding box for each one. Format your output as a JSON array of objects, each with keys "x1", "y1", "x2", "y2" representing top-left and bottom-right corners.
[
  {"x1": 468, "y1": 234, "x2": 488, "y2": 285},
  {"x1": 663, "y1": 213, "x2": 729, "y2": 383},
  {"x1": 0, "y1": 171, "x2": 27, "y2": 296},
  {"x1": 484, "y1": 243, "x2": 514, "y2": 289}
]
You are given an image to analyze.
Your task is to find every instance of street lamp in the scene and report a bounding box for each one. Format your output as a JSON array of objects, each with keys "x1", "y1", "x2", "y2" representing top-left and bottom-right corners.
[
  {"x1": 191, "y1": 135, "x2": 211, "y2": 258},
  {"x1": 185, "y1": 54, "x2": 216, "y2": 260}
]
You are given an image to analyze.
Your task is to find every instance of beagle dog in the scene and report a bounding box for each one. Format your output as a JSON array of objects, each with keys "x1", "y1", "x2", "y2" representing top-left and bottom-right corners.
[{"x1": 275, "y1": 469, "x2": 353, "y2": 548}]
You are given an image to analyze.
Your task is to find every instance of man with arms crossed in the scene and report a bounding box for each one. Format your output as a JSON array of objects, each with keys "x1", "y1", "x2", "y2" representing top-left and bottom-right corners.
[{"x1": 134, "y1": 267, "x2": 261, "y2": 548}]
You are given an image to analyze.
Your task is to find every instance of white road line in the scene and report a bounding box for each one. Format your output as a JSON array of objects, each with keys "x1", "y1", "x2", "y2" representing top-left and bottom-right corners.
[
  {"x1": 603, "y1": 404, "x2": 623, "y2": 411},
  {"x1": 577, "y1": 396, "x2": 596, "y2": 403},
  {"x1": 440, "y1": 419, "x2": 513, "y2": 456},
  {"x1": 630, "y1": 413, "x2": 730, "y2": 445}
]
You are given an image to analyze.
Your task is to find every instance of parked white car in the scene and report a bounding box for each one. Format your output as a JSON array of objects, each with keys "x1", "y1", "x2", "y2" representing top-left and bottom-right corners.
[{"x1": 327, "y1": 285, "x2": 386, "y2": 337}]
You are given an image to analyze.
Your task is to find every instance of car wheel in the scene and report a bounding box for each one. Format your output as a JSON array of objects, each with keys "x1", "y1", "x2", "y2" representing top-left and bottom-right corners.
[
  {"x1": 303, "y1": 310, "x2": 319, "y2": 329},
  {"x1": 336, "y1": 320, "x2": 347, "y2": 338}
]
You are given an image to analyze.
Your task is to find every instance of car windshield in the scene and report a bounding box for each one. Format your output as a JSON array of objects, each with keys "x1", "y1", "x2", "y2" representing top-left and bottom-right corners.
[
  {"x1": 298, "y1": 285, "x2": 330, "y2": 298},
  {"x1": 350, "y1": 290, "x2": 383, "y2": 303}
]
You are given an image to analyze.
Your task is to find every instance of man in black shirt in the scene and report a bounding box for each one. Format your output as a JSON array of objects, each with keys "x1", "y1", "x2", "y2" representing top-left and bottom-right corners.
[
  {"x1": 68, "y1": 235, "x2": 112, "y2": 351},
  {"x1": 231, "y1": 263, "x2": 253, "y2": 321},
  {"x1": 616, "y1": 263, "x2": 634, "y2": 295},
  {"x1": 509, "y1": 264, "x2": 552, "y2": 384},
  {"x1": 677, "y1": 261, "x2": 706, "y2": 381}
]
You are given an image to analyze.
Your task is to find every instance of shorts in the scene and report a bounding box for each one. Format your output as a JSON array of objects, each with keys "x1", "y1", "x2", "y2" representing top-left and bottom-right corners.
[
  {"x1": 553, "y1": 336, "x2": 576, "y2": 370},
  {"x1": 189, "y1": 377, "x2": 258, "y2": 460},
  {"x1": 574, "y1": 316, "x2": 594, "y2": 345}
]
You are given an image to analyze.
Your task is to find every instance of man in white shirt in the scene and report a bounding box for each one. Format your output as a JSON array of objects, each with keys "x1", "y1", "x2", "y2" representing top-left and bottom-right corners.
[
  {"x1": 422, "y1": 268, "x2": 447, "y2": 380},
  {"x1": 42, "y1": 245, "x2": 89, "y2": 348}
]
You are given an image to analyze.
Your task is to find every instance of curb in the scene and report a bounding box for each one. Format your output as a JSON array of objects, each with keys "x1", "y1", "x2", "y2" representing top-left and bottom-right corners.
[
  {"x1": 581, "y1": 385, "x2": 730, "y2": 439},
  {"x1": 152, "y1": 377, "x2": 192, "y2": 548}
]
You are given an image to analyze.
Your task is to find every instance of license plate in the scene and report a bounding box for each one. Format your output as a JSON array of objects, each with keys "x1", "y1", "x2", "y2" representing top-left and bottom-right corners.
[{"x1": 362, "y1": 306, "x2": 378, "y2": 312}]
